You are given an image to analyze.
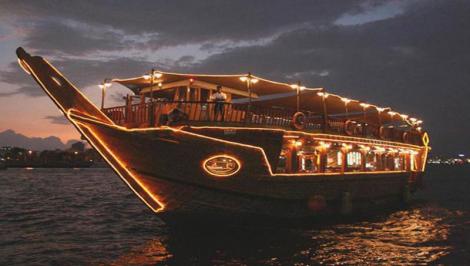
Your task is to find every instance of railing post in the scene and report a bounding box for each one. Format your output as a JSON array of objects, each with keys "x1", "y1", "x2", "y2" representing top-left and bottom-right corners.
[{"x1": 321, "y1": 95, "x2": 329, "y2": 133}]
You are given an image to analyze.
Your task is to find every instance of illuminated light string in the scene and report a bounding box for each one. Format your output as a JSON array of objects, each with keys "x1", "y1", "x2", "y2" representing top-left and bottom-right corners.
[
  {"x1": 42, "y1": 58, "x2": 114, "y2": 125},
  {"x1": 421, "y1": 132, "x2": 430, "y2": 172},
  {"x1": 17, "y1": 57, "x2": 164, "y2": 213},
  {"x1": 18, "y1": 58, "x2": 31, "y2": 74},
  {"x1": 113, "y1": 70, "x2": 322, "y2": 91},
  {"x1": 74, "y1": 120, "x2": 165, "y2": 212},
  {"x1": 188, "y1": 125, "x2": 424, "y2": 150}
]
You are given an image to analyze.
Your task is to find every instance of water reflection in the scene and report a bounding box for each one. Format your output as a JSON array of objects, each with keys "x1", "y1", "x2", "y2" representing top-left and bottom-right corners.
[
  {"x1": 307, "y1": 208, "x2": 451, "y2": 265},
  {"x1": 2, "y1": 168, "x2": 467, "y2": 265},
  {"x1": 108, "y1": 207, "x2": 454, "y2": 265},
  {"x1": 108, "y1": 236, "x2": 172, "y2": 265}
]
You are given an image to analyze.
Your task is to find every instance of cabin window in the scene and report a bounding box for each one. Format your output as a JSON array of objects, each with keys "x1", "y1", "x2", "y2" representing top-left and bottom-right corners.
[
  {"x1": 385, "y1": 155, "x2": 395, "y2": 170},
  {"x1": 326, "y1": 146, "x2": 342, "y2": 172},
  {"x1": 365, "y1": 151, "x2": 377, "y2": 171},
  {"x1": 394, "y1": 156, "x2": 405, "y2": 170},
  {"x1": 299, "y1": 153, "x2": 318, "y2": 173},
  {"x1": 410, "y1": 153, "x2": 418, "y2": 171},
  {"x1": 346, "y1": 151, "x2": 362, "y2": 170},
  {"x1": 276, "y1": 151, "x2": 287, "y2": 173}
]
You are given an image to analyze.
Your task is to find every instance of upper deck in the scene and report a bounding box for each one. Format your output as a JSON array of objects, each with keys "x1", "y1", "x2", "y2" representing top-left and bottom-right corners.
[
  {"x1": 102, "y1": 71, "x2": 426, "y2": 147},
  {"x1": 103, "y1": 100, "x2": 425, "y2": 146}
]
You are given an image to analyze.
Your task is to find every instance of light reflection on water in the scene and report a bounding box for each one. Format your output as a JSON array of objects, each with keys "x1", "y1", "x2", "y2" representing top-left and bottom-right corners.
[{"x1": 0, "y1": 166, "x2": 468, "y2": 265}]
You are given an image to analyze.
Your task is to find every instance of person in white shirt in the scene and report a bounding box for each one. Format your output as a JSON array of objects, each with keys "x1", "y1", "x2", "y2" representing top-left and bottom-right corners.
[{"x1": 211, "y1": 85, "x2": 227, "y2": 121}]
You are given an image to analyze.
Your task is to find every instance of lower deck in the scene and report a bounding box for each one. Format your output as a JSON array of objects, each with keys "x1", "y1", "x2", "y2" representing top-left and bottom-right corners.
[{"x1": 182, "y1": 126, "x2": 427, "y2": 177}]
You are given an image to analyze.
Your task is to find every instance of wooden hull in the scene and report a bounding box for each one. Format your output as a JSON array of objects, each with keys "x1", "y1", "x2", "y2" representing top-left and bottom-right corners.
[
  {"x1": 16, "y1": 47, "x2": 426, "y2": 218},
  {"x1": 60, "y1": 112, "x2": 418, "y2": 218}
]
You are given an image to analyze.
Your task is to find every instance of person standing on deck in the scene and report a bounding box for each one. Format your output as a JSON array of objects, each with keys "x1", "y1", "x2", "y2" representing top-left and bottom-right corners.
[{"x1": 211, "y1": 85, "x2": 227, "y2": 121}]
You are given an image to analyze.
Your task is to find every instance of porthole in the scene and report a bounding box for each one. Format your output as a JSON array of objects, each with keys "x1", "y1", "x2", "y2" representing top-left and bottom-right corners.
[{"x1": 202, "y1": 155, "x2": 241, "y2": 177}]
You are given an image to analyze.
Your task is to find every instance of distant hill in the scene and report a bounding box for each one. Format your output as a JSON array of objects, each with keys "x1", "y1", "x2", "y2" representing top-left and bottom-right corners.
[{"x1": 0, "y1": 129, "x2": 81, "y2": 150}]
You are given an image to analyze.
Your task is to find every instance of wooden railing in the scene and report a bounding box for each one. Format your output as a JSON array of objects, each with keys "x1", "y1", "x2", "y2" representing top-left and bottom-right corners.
[{"x1": 102, "y1": 101, "x2": 423, "y2": 145}]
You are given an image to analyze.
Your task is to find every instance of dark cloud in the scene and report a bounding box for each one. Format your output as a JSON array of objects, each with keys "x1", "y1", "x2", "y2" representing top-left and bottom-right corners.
[
  {"x1": 1, "y1": 0, "x2": 364, "y2": 53},
  {"x1": 23, "y1": 19, "x2": 132, "y2": 56},
  {"x1": 188, "y1": 0, "x2": 470, "y2": 155},
  {"x1": 0, "y1": 57, "x2": 157, "y2": 97},
  {"x1": 44, "y1": 115, "x2": 68, "y2": 125},
  {"x1": 0, "y1": 0, "x2": 468, "y2": 155}
]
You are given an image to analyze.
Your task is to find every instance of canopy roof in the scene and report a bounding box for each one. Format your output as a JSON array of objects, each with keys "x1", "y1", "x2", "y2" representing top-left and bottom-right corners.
[
  {"x1": 112, "y1": 70, "x2": 419, "y2": 126},
  {"x1": 113, "y1": 71, "x2": 321, "y2": 97},
  {"x1": 250, "y1": 90, "x2": 408, "y2": 125}
]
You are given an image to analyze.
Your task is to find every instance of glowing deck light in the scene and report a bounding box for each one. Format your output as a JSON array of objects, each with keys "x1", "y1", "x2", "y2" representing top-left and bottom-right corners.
[
  {"x1": 317, "y1": 92, "x2": 329, "y2": 98},
  {"x1": 290, "y1": 84, "x2": 305, "y2": 90},
  {"x1": 360, "y1": 103, "x2": 370, "y2": 108},
  {"x1": 374, "y1": 146, "x2": 386, "y2": 153},
  {"x1": 400, "y1": 114, "x2": 408, "y2": 119},
  {"x1": 342, "y1": 143, "x2": 352, "y2": 150},
  {"x1": 143, "y1": 71, "x2": 162, "y2": 80},
  {"x1": 388, "y1": 111, "x2": 397, "y2": 117},
  {"x1": 98, "y1": 82, "x2": 112, "y2": 89},
  {"x1": 359, "y1": 145, "x2": 370, "y2": 152},
  {"x1": 341, "y1": 97, "x2": 352, "y2": 104},
  {"x1": 376, "y1": 107, "x2": 386, "y2": 113},
  {"x1": 317, "y1": 141, "x2": 331, "y2": 150}
]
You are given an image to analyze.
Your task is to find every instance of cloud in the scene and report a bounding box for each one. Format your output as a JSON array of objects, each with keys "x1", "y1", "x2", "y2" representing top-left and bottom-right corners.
[
  {"x1": 0, "y1": 0, "x2": 363, "y2": 54},
  {"x1": 44, "y1": 115, "x2": 69, "y2": 125},
  {"x1": 22, "y1": 19, "x2": 132, "y2": 56},
  {"x1": 0, "y1": 57, "x2": 156, "y2": 97}
]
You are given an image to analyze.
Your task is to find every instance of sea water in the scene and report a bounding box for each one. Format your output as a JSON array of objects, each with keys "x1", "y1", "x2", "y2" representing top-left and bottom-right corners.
[{"x1": 0, "y1": 166, "x2": 468, "y2": 265}]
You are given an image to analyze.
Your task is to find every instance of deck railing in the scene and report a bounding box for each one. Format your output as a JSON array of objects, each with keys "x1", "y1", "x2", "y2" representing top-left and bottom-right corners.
[{"x1": 102, "y1": 101, "x2": 423, "y2": 145}]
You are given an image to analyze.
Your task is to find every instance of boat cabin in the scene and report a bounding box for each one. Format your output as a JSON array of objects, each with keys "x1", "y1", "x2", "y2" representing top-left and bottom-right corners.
[{"x1": 102, "y1": 71, "x2": 428, "y2": 175}]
